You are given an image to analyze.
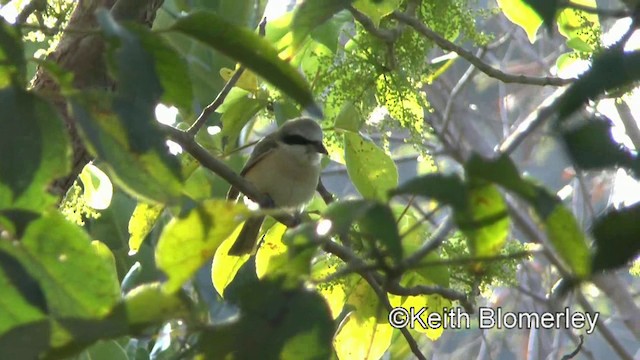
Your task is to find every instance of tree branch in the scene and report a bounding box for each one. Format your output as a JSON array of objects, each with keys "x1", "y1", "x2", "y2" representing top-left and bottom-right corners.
[
  {"x1": 392, "y1": 12, "x2": 573, "y2": 87},
  {"x1": 186, "y1": 17, "x2": 267, "y2": 137},
  {"x1": 164, "y1": 125, "x2": 297, "y2": 227}
]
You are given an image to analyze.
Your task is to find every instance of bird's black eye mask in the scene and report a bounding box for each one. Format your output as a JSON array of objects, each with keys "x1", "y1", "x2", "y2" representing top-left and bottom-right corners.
[
  {"x1": 282, "y1": 134, "x2": 314, "y2": 146},
  {"x1": 281, "y1": 134, "x2": 328, "y2": 154}
]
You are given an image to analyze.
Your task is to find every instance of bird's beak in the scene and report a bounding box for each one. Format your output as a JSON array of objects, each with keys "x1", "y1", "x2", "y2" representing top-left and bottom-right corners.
[{"x1": 315, "y1": 141, "x2": 328, "y2": 155}]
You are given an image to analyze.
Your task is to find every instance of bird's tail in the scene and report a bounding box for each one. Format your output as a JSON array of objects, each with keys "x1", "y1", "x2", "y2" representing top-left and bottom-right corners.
[{"x1": 228, "y1": 215, "x2": 265, "y2": 255}]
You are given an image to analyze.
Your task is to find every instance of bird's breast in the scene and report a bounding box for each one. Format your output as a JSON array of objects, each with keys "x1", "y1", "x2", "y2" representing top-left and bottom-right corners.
[{"x1": 244, "y1": 148, "x2": 321, "y2": 208}]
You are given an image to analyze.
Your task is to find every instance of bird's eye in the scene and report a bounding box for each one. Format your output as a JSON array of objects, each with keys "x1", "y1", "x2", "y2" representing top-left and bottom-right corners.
[{"x1": 282, "y1": 134, "x2": 312, "y2": 146}]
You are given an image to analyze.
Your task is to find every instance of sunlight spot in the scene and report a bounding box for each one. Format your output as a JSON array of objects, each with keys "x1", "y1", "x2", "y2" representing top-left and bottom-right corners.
[
  {"x1": 367, "y1": 106, "x2": 388, "y2": 125},
  {"x1": 166, "y1": 140, "x2": 182, "y2": 155},
  {"x1": 244, "y1": 197, "x2": 260, "y2": 211},
  {"x1": 0, "y1": 3, "x2": 19, "y2": 24},
  {"x1": 207, "y1": 125, "x2": 222, "y2": 135},
  {"x1": 316, "y1": 219, "x2": 332, "y2": 236},
  {"x1": 155, "y1": 104, "x2": 178, "y2": 125}
]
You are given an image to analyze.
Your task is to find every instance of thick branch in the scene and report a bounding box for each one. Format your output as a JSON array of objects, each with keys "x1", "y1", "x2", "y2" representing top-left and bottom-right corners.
[{"x1": 392, "y1": 12, "x2": 573, "y2": 87}]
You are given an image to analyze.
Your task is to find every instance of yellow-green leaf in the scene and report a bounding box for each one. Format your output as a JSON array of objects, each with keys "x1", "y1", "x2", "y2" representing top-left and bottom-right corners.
[
  {"x1": 496, "y1": 0, "x2": 543, "y2": 43},
  {"x1": 211, "y1": 225, "x2": 250, "y2": 297},
  {"x1": 128, "y1": 202, "x2": 164, "y2": 255},
  {"x1": 156, "y1": 200, "x2": 248, "y2": 293},
  {"x1": 344, "y1": 132, "x2": 398, "y2": 201}
]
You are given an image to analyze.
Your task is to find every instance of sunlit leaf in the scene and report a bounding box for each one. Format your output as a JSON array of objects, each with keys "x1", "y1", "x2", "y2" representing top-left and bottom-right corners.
[
  {"x1": 171, "y1": 11, "x2": 321, "y2": 116},
  {"x1": 496, "y1": 0, "x2": 543, "y2": 43},
  {"x1": 344, "y1": 132, "x2": 398, "y2": 200},
  {"x1": 211, "y1": 225, "x2": 250, "y2": 297},
  {"x1": 124, "y1": 283, "x2": 190, "y2": 328},
  {"x1": 334, "y1": 102, "x2": 362, "y2": 132},
  {"x1": 128, "y1": 202, "x2": 164, "y2": 255},
  {"x1": 156, "y1": 200, "x2": 248, "y2": 293},
  {"x1": 334, "y1": 279, "x2": 392, "y2": 360},
  {"x1": 0, "y1": 212, "x2": 121, "y2": 319},
  {"x1": 465, "y1": 154, "x2": 591, "y2": 278},
  {"x1": 353, "y1": 0, "x2": 401, "y2": 27},
  {"x1": 311, "y1": 254, "x2": 352, "y2": 319},
  {"x1": 456, "y1": 181, "x2": 509, "y2": 268},
  {"x1": 79, "y1": 164, "x2": 113, "y2": 210},
  {"x1": 70, "y1": 94, "x2": 183, "y2": 204},
  {"x1": 220, "y1": 67, "x2": 258, "y2": 93}
]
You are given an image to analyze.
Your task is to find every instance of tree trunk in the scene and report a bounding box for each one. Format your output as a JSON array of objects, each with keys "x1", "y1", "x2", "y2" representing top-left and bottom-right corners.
[{"x1": 32, "y1": 0, "x2": 164, "y2": 198}]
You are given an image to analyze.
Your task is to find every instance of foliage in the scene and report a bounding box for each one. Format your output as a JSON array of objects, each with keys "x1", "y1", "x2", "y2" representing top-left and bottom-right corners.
[{"x1": 1, "y1": 0, "x2": 639, "y2": 358}]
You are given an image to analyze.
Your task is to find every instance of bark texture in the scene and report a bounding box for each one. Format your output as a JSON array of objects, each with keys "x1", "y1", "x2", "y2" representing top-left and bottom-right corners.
[{"x1": 32, "y1": 0, "x2": 164, "y2": 198}]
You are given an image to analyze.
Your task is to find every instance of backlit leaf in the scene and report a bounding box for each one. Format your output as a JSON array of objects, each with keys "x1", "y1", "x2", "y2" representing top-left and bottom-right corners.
[
  {"x1": 344, "y1": 132, "x2": 398, "y2": 200},
  {"x1": 156, "y1": 200, "x2": 248, "y2": 293}
]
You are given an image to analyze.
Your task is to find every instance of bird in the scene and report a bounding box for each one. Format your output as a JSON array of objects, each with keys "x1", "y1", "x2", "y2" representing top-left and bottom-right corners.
[{"x1": 226, "y1": 117, "x2": 328, "y2": 255}]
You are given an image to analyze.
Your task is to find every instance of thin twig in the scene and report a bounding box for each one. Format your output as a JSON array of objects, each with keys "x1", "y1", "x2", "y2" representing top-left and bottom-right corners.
[
  {"x1": 575, "y1": 291, "x2": 634, "y2": 360},
  {"x1": 401, "y1": 216, "x2": 454, "y2": 270},
  {"x1": 561, "y1": 335, "x2": 584, "y2": 360},
  {"x1": 186, "y1": 17, "x2": 268, "y2": 137},
  {"x1": 392, "y1": 12, "x2": 573, "y2": 87}
]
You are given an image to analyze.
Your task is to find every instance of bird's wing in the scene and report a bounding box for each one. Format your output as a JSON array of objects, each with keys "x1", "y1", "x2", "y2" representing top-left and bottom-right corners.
[{"x1": 226, "y1": 134, "x2": 280, "y2": 201}]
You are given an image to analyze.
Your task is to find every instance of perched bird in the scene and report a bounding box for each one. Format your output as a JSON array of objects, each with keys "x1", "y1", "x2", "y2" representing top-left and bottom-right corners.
[{"x1": 227, "y1": 117, "x2": 328, "y2": 255}]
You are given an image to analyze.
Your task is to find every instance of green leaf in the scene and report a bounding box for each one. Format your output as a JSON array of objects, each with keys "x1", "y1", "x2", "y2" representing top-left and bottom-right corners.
[
  {"x1": 344, "y1": 132, "x2": 398, "y2": 200},
  {"x1": 455, "y1": 181, "x2": 509, "y2": 265},
  {"x1": 390, "y1": 173, "x2": 468, "y2": 210},
  {"x1": 171, "y1": 11, "x2": 321, "y2": 116},
  {"x1": 0, "y1": 18, "x2": 26, "y2": 86},
  {"x1": 211, "y1": 226, "x2": 251, "y2": 297},
  {"x1": 132, "y1": 25, "x2": 194, "y2": 113},
  {"x1": 496, "y1": 0, "x2": 543, "y2": 43},
  {"x1": 557, "y1": 0, "x2": 599, "y2": 41},
  {"x1": 591, "y1": 204, "x2": 640, "y2": 273},
  {"x1": 561, "y1": 117, "x2": 639, "y2": 175},
  {"x1": 291, "y1": 0, "x2": 352, "y2": 51},
  {"x1": 81, "y1": 340, "x2": 128, "y2": 360},
  {"x1": 521, "y1": 0, "x2": 558, "y2": 32},
  {"x1": 70, "y1": 93, "x2": 183, "y2": 204},
  {"x1": 201, "y1": 262, "x2": 334, "y2": 359},
  {"x1": 0, "y1": 212, "x2": 121, "y2": 319},
  {"x1": 156, "y1": 200, "x2": 248, "y2": 293},
  {"x1": 0, "y1": 320, "x2": 50, "y2": 359},
  {"x1": 79, "y1": 164, "x2": 113, "y2": 210},
  {"x1": 334, "y1": 278, "x2": 392, "y2": 360},
  {"x1": 220, "y1": 96, "x2": 267, "y2": 149},
  {"x1": 353, "y1": 0, "x2": 401, "y2": 27},
  {"x1": 0, "y1": 254, "x2": 47, "y2": 340},
  {"x1": 465, "y1": 154, "x2": 591, "y2": 278},
  {"x1": 557, "y1": 50, "x2": 640, "y2": 120},
  {"x1": 334, "y1": 102, "x2": 362, "y2": 132},
  {"x1": 0, "y1": 87, "x2": 70, "y2": 211},
  {"x1": 123, "y1": 283, "x2": 190, "y2": 328},
  {"x1": 311, "y1": 254, "x2": 353, "y2": 319},
  {"x1": 358, "y1": 202, "x2": 402, "y2": 261},
  {"x1": 128, "y1": 202, "x2": 164, "y2": 255},
  {"x1": 566, "y1": 37, "x2": 594, "y2": 53}
]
